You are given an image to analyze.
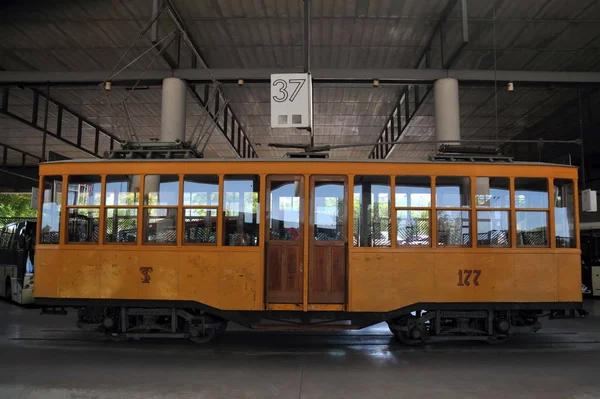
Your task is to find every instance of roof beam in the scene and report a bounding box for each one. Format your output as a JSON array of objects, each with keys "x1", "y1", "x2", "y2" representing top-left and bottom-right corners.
[
  {"x1": 0, "y1": 87, "x2": 120, "y2": 159},
  {"x1": 158, "y1": 0, "x2": 257, "y2": 158},
  {"x1": 2, "y1": 69, "x2": 600, "y2": 86},
  {"x1": 0, "y1": 141, "x2": 42, "y2": 167}
]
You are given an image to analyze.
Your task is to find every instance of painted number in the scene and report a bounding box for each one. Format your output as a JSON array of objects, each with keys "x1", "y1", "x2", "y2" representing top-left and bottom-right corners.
[
  {"x1": 457, "y1": 269, "x2": 481, "y2": 287},
  {"x1": 272, "y1": 78, "x2": 306, "y2": 103}
]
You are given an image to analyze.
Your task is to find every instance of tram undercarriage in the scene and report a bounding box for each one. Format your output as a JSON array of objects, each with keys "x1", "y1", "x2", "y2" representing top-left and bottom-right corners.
[{"x1": 71, "y1": 304, "x2": 574, "y2": 345}]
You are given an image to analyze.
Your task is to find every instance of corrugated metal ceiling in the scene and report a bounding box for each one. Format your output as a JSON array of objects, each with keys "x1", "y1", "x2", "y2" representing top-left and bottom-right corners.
[{"x1": 0, "y1": 0, "x2": 599, "y2": 164}]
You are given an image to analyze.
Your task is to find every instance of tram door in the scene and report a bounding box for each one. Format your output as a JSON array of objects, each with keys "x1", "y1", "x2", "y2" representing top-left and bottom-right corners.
[
  {"x1": 265, "y1": 175, "x2": 347, "y2": 305},
  {"x1": 309, "y1": 176, "x2": 347, "y2": 304},
  {"x1": 266, "y1": 176, "x2": 304, "y2": 303}
]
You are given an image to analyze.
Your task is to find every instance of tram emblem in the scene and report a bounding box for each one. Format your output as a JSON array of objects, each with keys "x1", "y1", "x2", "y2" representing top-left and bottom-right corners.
[{"x1": 140, "y1": 267, "x2": 153, "y2": 284}]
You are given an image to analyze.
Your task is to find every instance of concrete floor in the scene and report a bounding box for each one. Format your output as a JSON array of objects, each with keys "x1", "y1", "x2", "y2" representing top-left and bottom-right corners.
[{"x1": 1, "y1": 302, "x2": 600, "y2": 399}]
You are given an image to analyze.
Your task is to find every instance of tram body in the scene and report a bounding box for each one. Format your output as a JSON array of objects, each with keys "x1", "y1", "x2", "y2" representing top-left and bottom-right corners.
[{"x1": 35, "y1": 159, "x2": 581, "y2": 343}]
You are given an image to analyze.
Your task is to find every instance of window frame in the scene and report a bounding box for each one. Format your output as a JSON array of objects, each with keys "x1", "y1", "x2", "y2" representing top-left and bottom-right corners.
[
  {"x1": 222, "y1": 174, "x2": 260, "y2": 247},
  {"x1": 138, "y1": 174, "x2": 180, "y2": 246},
  {"x1": 394, "y1": 175, "x2": 432, "y2": 248},
  {"x1": 353, "y1": 175, "x2": 392, "y2": 248},
  {"x1": 64, "y1": 175, "x2": 102, "y2": 245},
  {"x1": 514, "y1": 177, "x2": 550, "y2": 248},
  {"x1": 435, "y1": 176, "x2": 472, "y2": 248},
  {"x1": 181, "y1": 174, "x2": 220, "y2": 246},
  {"x1": 474, "y1": 176, "x2": 511, "y2": 248},
  {"x1": 103, "y1": 174, "x2": 140, "y2": 245}
]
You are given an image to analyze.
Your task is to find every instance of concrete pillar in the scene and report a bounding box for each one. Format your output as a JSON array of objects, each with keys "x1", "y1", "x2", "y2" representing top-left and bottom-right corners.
[
  {"x1": 434, "y1": 78, "x2": 460, "y2": 146},
  {"x1": 161, "y1": 77, "x2": 187, "y2": 142}
]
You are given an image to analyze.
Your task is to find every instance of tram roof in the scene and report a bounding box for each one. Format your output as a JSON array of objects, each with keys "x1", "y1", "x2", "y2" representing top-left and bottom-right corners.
[{"x1": 40, "y1": 157, "x2": 576, "y2": 168}]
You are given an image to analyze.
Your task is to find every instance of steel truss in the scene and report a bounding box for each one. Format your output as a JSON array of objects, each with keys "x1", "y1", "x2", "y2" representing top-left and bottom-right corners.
[{"x1": 0, "y1": 87, "x2": 121, "y2": 159}]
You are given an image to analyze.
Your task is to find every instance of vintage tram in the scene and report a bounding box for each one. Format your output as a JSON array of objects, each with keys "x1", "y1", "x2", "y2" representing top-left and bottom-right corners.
[{"x1": 35, "y1": 156, "x2": 581, "y2": 344}]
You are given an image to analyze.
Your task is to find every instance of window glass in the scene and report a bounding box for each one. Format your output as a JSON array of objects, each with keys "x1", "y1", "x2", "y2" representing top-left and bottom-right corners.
[
  {"x1": 477, "y1": 211, "x2": 509, "y2": 247},
  {"x1": 515, "y1": 178, "x2": 548, "y2": 208},
  {"x1": 516, "y1": 211, "x2": 548, "y2": 247},
  {"x1": 395, "y1": 176, "x2": 431, "y2": 207},
  {"x1": 67, "y1": 208, "x2": 99, "y2": 243},
  {"x1": 144, "y1": 208, "x2": 177, "y2": 244},
  {"x1": 436, "y1": 177, "x2": 471, "y2": 208},
  {"x1": 184, "y1": 175, "x2": 219, "y2": 206},
  {"x1": 397, "y1": 210, "x2": 430, "y2": 246},
  {"x1": 437, "y1": 210, "x2": 470, "y2": 246},
  {"x1": 476, "y1": 177, "x2": 510, "y2": 208},
  {"x1": 40, "y1": 175, "x2": 62, "y2": 244},
  {"x1": 106, "y1": 175, "x2": 139, "y2": 205},
  {"x1": 314, "y1": 181, "x2": 345, "y2": 241},
  {"x1": 145, "y1": 175, "x2": 179, "y2": 206},
  {"x1": 354, "y1": 175, "x2": 390, "y2": 247},
  {"x1": 269, "y1": 180, "x2": 301, "y2": 241},
  {"x1": 184, "y1": 209, "x2": 217, "y2": 244},
  {"x1": 105, "y1": 208, "x2": 138, "y2": 243},
  {"x1": 554, "y1": 179, "x2": 576, "y2": 248},
  {"x1": 224, "y1": 175, "x2": 259, "y2": 246},
  {"x1": 67, "y1": 175, "x2": 101, "y2": 206}
]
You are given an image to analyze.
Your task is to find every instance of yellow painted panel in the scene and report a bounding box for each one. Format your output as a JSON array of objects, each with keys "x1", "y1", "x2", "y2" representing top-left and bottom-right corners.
[
  {"x1": 473, "y1": 253, "x2": 515, "y2": 302},
  {"x1": 99, "y1": 251, "x2": 139, "y2": 299},
  {"x1": 393, "y1": 253, "x2": 435, "y2": 306},
  {"x1": 34, "y1": 248, "x2": 59, "y2": 298},
  {"x1": 178, "y1": 251, "x2": 220, "y2": 304},
  {"x1": 556, "y1": 253, "x2": 582, "y2": 302},
  {"x1": 58, "y1": 250, "x2": 102, "y2": 299},
  {"x1": 349, "y1": 252, "x2": 395, "y2": 311},
  {"x1": 217, "y1": 251, "x2": 261, "y2": 310},
  {"x1": 433, "y1": 253, "x2": 477, "y2": 302},
  {"x1": 137, "y1": 251, "x2": 179, "y2": 300},
  {"x1": 514, "y1": 254, "x2": 556, "y2": 302}
]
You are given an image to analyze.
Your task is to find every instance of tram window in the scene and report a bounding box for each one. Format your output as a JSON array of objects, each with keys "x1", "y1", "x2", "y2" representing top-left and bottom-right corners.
[
  {"x1": 515, "y1": 178, "x2": 548, "y2": 208},
  {"x1": 395, "y1": 176, "x2": 431, "y2": 207},
  {"x1": 40, "y1": 175, "x2": 62, "y2": 244},
  {"x1": 476, "y1": 177, "x2": 509, "y2": 208},
  {"x1": 223, "y1": 175, "x2": 259, "y2": 246},
  {"x1": 477, "y1": 211, "x2": 509, "y2": 247},
  {"x1": 105, "y1": 209, "x2": 138, "y2": 243},
  {"x1": 144, "y1": 208, "x2": 177, "y2": 244},
  {"x1": 67, "y1": 208, "x2": 100, "y2": 243},
  {"x1": 67, "y1": 175, "x2": 101, "y2": 206},
  {"x1": 145, "y1": 175, "x2": 179, "y2": 206},
  {"x1": 314, "y1": 181, "x2": 346, "y2": 241},
  {"x1": 436, "y1": 177, "x2": 471, "y2": 208},
  {"x1": 516, "y1": 211, "x2": 548, "y2": 247},
  {"x1": 184, "y1": 175, "x2": 219, "y2": 206},
  {"x1": 395, "y1": 176, "x2": 431, "y2": 247},
  {"x1": 184, "y1": 209, "x2": 217, "y2": 244},
  {"x1": 397, "y1": 210, "x2": 430, "y2": 246},
  {"x1": 354, "y1": 176, "x2": 390, "y2": 247},
  {"x1": 106, "y1": 175, "x2": 139, "y2": 205},
  {"x1": 269, "y1": 180, "x2": 301, "y2": 241},
  {"x1": 554, "y1": 179, "x2": 576, "y2": 248},
  {"x1": 437, "y1": 210, "x2": 470, "y2": 246}
]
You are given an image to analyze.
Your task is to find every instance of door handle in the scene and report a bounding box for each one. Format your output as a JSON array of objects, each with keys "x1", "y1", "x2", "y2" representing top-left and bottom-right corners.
[{"x1": 300, "y1": 262, "x2": 303, "y2": 273}]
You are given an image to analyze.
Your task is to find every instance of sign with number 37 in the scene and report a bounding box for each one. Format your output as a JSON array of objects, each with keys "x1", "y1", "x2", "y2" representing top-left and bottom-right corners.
[{"x1": 270, "y1": 73, "x2": 313, "y2": 129}]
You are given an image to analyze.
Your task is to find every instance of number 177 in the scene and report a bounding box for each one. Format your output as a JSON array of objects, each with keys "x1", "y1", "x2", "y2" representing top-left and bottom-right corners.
[{"x1": 457, "y1": 269, "x2": 481, "y2": 286}]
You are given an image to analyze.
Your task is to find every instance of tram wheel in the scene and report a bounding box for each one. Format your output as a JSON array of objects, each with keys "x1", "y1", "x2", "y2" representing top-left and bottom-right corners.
[{"x1": 388, "y1": 315, "x2": 425, "y2": 346}]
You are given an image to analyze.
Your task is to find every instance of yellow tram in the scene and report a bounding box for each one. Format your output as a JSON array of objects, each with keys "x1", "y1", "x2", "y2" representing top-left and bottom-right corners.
[{"x1": 35, "y1": 158, "x2": 581, "y2": 344}]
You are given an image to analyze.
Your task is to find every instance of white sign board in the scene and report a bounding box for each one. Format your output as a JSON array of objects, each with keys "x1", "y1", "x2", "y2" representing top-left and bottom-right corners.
[
  {"x1": 582, "y1": 189, "x2": 597, "y2": 212},
  {"x1": 270, "y1": 73, "x2": 312, "y2": 129}
]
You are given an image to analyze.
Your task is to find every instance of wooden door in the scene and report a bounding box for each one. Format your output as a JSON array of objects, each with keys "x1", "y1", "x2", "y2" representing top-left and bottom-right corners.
[
  {"x1": 265, "y1": 176, "x2": 304, "y2": 303},
  {"x1": 309, "y1": 176, "x2": 347, "y2": 304}
]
